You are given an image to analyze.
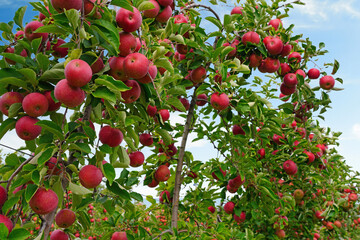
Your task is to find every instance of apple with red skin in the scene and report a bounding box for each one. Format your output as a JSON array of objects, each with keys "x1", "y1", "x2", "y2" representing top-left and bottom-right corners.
[
  {"x1": 174, "y1": 14, "x2": 188, "y2": 24},
  {"x1": 242, "y1": 31, "x2": 260, "y2": 45},
  {"x1": 196, "y1": 94, "x2": 207, "y2": 106},
  {"x1": 210, "y1": 92, "x2": 229, "y2": 111},
  {"x1": 349, "y1": 193, "x2": 358, "y2": 202},
  {"x1": 51, "y1": 0, "x2": 82, "y2": 12},
  {"x1": 174, "y1": 51, "x2": 186, "y2": 61},
  {"x1": 159, "y1": 109, "x2": 170, "y2": 121},
  {"x1": 45, "y1": 157, "x2": 63, "y2": 175},
  {"x1": 158, "y1": 0, "x2": 173, "y2": 7},
  {"x1": 283, "y1": 73, "x2": 298, "y2": 87},
  {"x1": 15, "y1": 30, "x2": 24, "y2": 40},
  {"x1": 84, "y1": 0, "x2": 104, "y2": 18},
  {"x1": 52, "y1": 39, "x2": 68, "y2": 58},
  {"x1": 147, "y1": 105, "x2": 157, "y2": 117},
  {"x1": 118, "y1": 32, "x2": 137, "y2": 57},
  {"x1": 304, "y1": 150, "x2": 315, "y2": 163},
  {"x1": 227, "y1": 184, "x2": 238, "y2": 193},
  {"x1": 65, "y1": 59, "x2": 93, "y2": 87},
  {"x1": 140, "y1": 133, "x2": 153, "y2": 147},
  {"x1": 147, "y1": 177, "x2": 159, "y2": 188},
  {"x1": 308, "y1": 68, "x2": 320, "y2": 79},
  {"x1": 224, "y1": 201, "x2": 235, "y2": 214},
  {"x1": 159, "y1": 190, "x2": 171, "y2": 203},
  {"x1": 223, "y1": 41, "x2": 238, "y2": 57},
  {"x1": 208, "y1": 206, "x2": 215, "y2": 213},
  {"x1": 138, "y1": 62, "x2": 157, "y2": 84},
  {"x1": 155, "y1": 6, "x2": 172, "y2": 23},
  {"x1": 275, "y1": 229, "x2": 285, "y2": 239},
  {"x1": 288, "y1": 52, "x2": 302, "y2": 63},
  {"x1": 272, "y1": 133, "x2": 285, "y2": 145},
  {"x1": 280, "y1": 83, "x2": 296, "y2": 95},
  {"x1": 4, "y1": 47, "x2": 27, "y2": 65},
  {"x1": 143, "y1": 0, "x2": 160, "y2": 18},
  {"x1": 234, "y1": 211, "x2": 246, "y2": 223},
  {"x1": 187, "y1": 171, "x2": 197, "y2": 179},
  {"x1": 280, "y1": 43, "x2": 292, "y2": 56},
  {"x1": 334, "y1": 220, "x2": 342, "y2": 228},
  {"x1": 229, "y1": 175, "x2": 245, "y2": 188},
  {"x1": 278, "y1": 63, "x2": 291, "y2": 76},
  {"x1": 0, "y1": 186, "x2": 6, "y2": 207},
  {"x1": 258, "y1": 61, "x2": 267, "y2": 73},
  {"x1": 233, "y1": 125, "x2": 245, "y2": 135},
  {"x1": 190, "y1": 66, "x2": 207, "y2": 84},
  {"x1": 176, "y1": 44, "x2": 188, "y2": 54},
  {"x1": 0, "y1": 92, "x2": 23, "y2": 116},
  {"x1": 55, "y1": 209, "x2": 76, "y2": 228},
  {"x1": 155, "y1": 165, "x2": 170, "y2": 182},
  {"x1": 116, "y1": 7, "x2": 142, "y2": 33},
  {"x1": 129, "y1": 151, "x2": 145, "y2": 167},
  {"x1": 263, "y1": 36, "x2": 273, "y2": 45},
  {"x1": 79, "y1": 165, "x2": 103, "y2": 188},
  {"x1": 179, "y1": 97, "x2": 190, "y2": 110},
  {"x1": 54, "y1": 79, "x2": 85, "y2": 108},
  {"x1": 283, "y1": 160, "x2": 298, "y2": 175},
  {"x1": 231, "y1": 6, "x2": 243, "y2": 15},
  {"x1": 249, "y1": 53, "x2": 262, "y2": 68},
  {"x1": 257, "y1": 148, "x2": 265, "y2": 159},
  {"x1": 269, "y1": 18, "x2": 282, "y2": 30},
  {"x1": 39, "y1": 6, "x2": 50, "y2": 21},
  {"x1": 0, "y1": 215, "x2": 13, "y2": 234},
  {"x1": 29, "y1": 188, "x2": 58, "y2": 215},
  {"x1": 319, "y1": 75, "x2": 335, "y2": 90},
  {"x1": 108, "y1": 56, "x2": 127, "y2": 80},
  {"x1": 314, "y1": 233, "x2": 320, "y2": 239},
  {"x1": 15, "y1": 116, "x2": 42, "y2": 141},
  {"x1": 24, "y1": 21, "x2": 48, "y2": 41},
  {"x1": 22, "y1": 92, "x2": 49, "y2": 117},
  {"x1": 91, "y1": 57, "x2": 105, "y2": 74},
  {"x1": 121, "y1": 80, "x2": 141, "y2": 104},
  {"x1": 265, "y1": 37, "x2": 283, "y2": 55},
  {"x1": 123, "y1": 53, "x2": 149, "y2": 79},
  {"x1": 264, "y1": 57, "x2": 280, "y2": 73},
  {"x1": 111, "y1": 231, "x2": 128, "y2": 240},
  {"x1": 99, "y1": 126, "x2": 123, "y2": 147},
  {"x1": 50, "y1": 229, "x2": 69, "y2": 240},
  {"x1": 295, "y1": 69, "x2": 306, "y2": 78}
]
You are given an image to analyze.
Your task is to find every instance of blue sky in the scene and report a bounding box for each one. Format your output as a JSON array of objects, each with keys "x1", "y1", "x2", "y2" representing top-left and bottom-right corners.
[{"x1": 0, "y1": 0, "x2": 360, "y2": 198}]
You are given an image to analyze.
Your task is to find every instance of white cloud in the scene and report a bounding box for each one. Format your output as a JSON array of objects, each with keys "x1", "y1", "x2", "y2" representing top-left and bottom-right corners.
[{"x1": 352, "y1": 123, "x2": 360, "y2": 139}]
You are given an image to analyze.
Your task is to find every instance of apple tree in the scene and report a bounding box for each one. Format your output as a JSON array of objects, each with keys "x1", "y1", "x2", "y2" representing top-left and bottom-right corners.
[{"x1": 0, "y1": 0, "x2": 359, "y2": 239}]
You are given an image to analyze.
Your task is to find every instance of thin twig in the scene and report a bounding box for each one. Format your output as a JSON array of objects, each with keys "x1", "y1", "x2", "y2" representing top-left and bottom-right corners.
[
  {"x1": 6, "y1": 156, "x2": 33, "y2": 193},
  {"x1": 0, "y1": 143, "x2": 33, "y2": 156}
]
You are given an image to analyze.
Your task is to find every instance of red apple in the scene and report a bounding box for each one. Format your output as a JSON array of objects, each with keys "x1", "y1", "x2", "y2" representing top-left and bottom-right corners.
[
  {"x1": 118, "y1": 32, "x2": 137, "y2": 57},
  {"x1": 280, "y1": 43, "x2": 292, "y2": 57},
  {"x1": 140, "y1": 133, "x2": 153, "y2": 146},
  {"x1": 210, "y1": 92, "x2": 230, "y2": 111},
  {"x1": 24, "y1": 21, "x2": 48, "y2": 42},
  {"x1": 308, "y1": 68, "x2": 320, "y2": 79},
  {"x1": 99, "y1": 126, "x2": 123, "y2": 147},
  {"x1": 234, "y1": 211, "x2": 246, "y2": 223},
  {"x1": 45, "y1": 157, "x2": 63, "y2": 175},
  {"x1": 55, "y1": 209, "x2": 76, "y2": 228},
  {"x1": 0, "y1": 92, "x2": 23, "y2": 116},
  {"x1": 249, "y1": 53, "x2": 262, "y2": 68},
  {"x1": 22, "y1": 92, "x2": 49, "y2": 117},
  {"x1": 52, "y1": 39, "x2": 68, "y2": 58},
  {"x1": 121, "y1": 80, "x2": 141, "y2": 104},
  {"x1": 275, "y1": 229, "x2": 285, "y2": 239},
  {"x1": 233, "y1": 125, "x2": 245, "y2": 135},
  {"x1": 231, "y1": 6, "x2": 243, "y2": 15},
  {"x1": 157, "y1": 0, "x2": 173, "y2": 7},
  {"x1": 4, "y1": 47, "x2": 27, "y2": 65},
  {"x1": 242, "y1": 31, "x2": 260, "y2": 45},
  {"x1": 111, "y1": 231, "x2": 127, "y2": 240},
  {"x1": 278, "y1": 63, "x2": 291, "y2": 76},
  {"x1": 143, "y1": 0, "x2": 160, "y2": 18},
  {"x1": 15, "y1": 116, "x2": 42, "y2": 141},
  {"x1": 123, "y1": 53, "x2": 149, "y2": 79},
  {"x1": 264, "y1": 57, "x2": 280, "y2": 73},
  {"x1": 288, "y1": 52, "x2": 301, "y2": 64},
  {"x1": 29, "y1": 187, "x2": 58, "y2": 215},
  {"x1": 15, "y1": 30, "x2": 24, "y2": 40},
  {"x1": 0, "y1": 214, "x2": 13, "y2": 234},
  {"x1": 283, "y1": 73, "x2": 298, "y2": 87},
  {"x1": 257, "y1": 148, "x2": 265, "y2": 159},
  {"x1": 196, "y1": 94, "x2": 207, "y2": 106},
  {"x1": 176, "y1": 44, "x2": 188, "y2": 54},
  {"x1": 159, "y1": 109, "x2": 170, "y2": 121},
  {"x1": 265, "y1": 37, "x2": 283, "y2": 55},
  {"x1": 51, "y1": 0, "x2": 82, "y2": 12},
  {"x1": 137, "y1": 62, "x2": 157, "y2": 84},
  {"x1": 0, "y1": 186, "x2": 6, "y2": 207},
  {"x1": 129, "y1": 151, "x2": 145, "y2": 167},
  {"x1": 116, "y1": 7, "x2": 142, "y2": 33},
  {"x1": 190, "y1": 66, "x2": 207, "y2": 84},
  {"x1": 159, "y1": 190, "x2": 171, "y2": 203},
  {"x1": 147, "y1": 105, "x2": 157, "y2": 117},
  {"x1": 319, "y1": 75, "x2": 335, "y2": 90},
  {"x1": 212, "y1": 167, "x2": 226, "y2": 180},
  {"x1": 295, "y1": 69, "x2": 306, "y2": 78},
  {"x1": 208, "y1": 206, "x2": 215, "y2": 213},
  {"x1": 79, "y1": 165, "x2": 103, "y2": 188},
  {"x1": 44, "y1": 91, "x2": 61, "y2": 111},
  {"x1": 54, "y1": 79, "x2": 85, "y2": 108},
  {"x1": 155, "y1": 165, "x2": 170, "y2": 182},
  {"x1": 91, "y1": 57, "x2": 105, "y2": 74},
  {"x1": 155, "y1": 6, "x2": 172, "y2": 23},
  {"x1": 269, "y1": 19, "x2": 282, "y2": 30},
  {"x1": 50, "y1": 229, "x2": 69, "y2": 240},
  {"x1": 283, "y1": 160, "x2": 298, "y2": 175},
  {"x1": 280, "y1": 82, "x2": 296, "y2": 95},
  {"x1": 65, "y1": 59, "x2": 93, "y2": 87},
  {"x1": 224, "y1": 201, "x2": 235, "y2": 214},
  {"x1": 108, "y1": 56, "x2": 127, "y2": 80}
]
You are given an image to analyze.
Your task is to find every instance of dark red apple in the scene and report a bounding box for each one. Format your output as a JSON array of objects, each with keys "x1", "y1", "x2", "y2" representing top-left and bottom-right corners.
[
  {"x1": 15, "y1": 116, "x2": 42, "y2": 141},
  {"x1": 0, "y1": 92, "x2": 23, "y2": 116},
  {"x1": 52, "y1": 39, "x2": 68, "y2": 58},
  {"x1": 51, "y1": 0, "x2": 82, "y2": 12},
  {"x1": 308, "y1": 68, "x2": 320, "y2": 79},
  {"x1": 55, "y1": 209, "x2": 76, "y2": 228},
  {"x1": 196, "y1": 94, "x2": 207, "y2": 106},
  {"x1": 121, "y1": 80, "x2": 141, "y2": 104},
  {"x1": 155, "y1": 165, "x2": 170, "y2": 182},
  {"x1": 118, "y1": 32, "x2": 137, "y2": 57},
  {"x1": 79, "y1": 165, "x2": 103, "y2": 188},
  {"x1": 24, "y1": 21, "x2": 48, "y2": 42},
  {"x1": 140, "y1": 133, "x2": 153, "y2": 146},
  {"x1": 224, "y1": 201, "x2": 235, "y2": 214},
  {"x1": 129, "y1": 151, "x2": 145, "y2": 167},
  {"x1": 116, "y1": 7, "x2": 142, "y2": 33},
  {"x1": 99, "y1": 126, "x2": 123, "y2": 147},
  {"x1": 283, "y1": 160, "x2": 298, "y2": 175},
  {"x1": 29, "y1": 188, "x2": 58, "y2": 215}
]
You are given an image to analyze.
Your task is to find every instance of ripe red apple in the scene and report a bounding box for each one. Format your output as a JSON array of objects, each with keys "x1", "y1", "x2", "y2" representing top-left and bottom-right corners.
[
  {"x1": 264, "y1": 57, "x2": 280, "y2": 73},
  {"x1": 283, "y1": 73, "x2": 298, "y2": 87},
  {"x1": 44, "y1": 91, "x2": 61, "y2": 112},
  {"x1": 280, "y1": 83, "x2": 296, "y2": 95},
  {"x1": 223, "y1": 201, "x2": 235, "y2": 214},
  {"x1": 349, "y1": 193, "x2": 358, "y2": 202},
  {"x1": 0, "y1": 214, "x2": 13, "y2": 234},
  {"x1": 138, "y1": 62, "x2": 157, "y2": 84},
  {"x1": 0, "y1": 92, "x2": 23, "y2": 116},
  {"x1": 288, "y1": 52, "x2": 302, "y2": 64},
  {"x1": 196, "y1": 94, "x2": 207, "y2": 106},
  {"x1": 159, "y1": 109, "x2": 170, "y2": 121},
  {"x1": 249, "y1": 53, "x2": 262, "y2": 68},
  {"x1": 50, "y1": 229, "x2": 69, "y2": 240},
  {"x1": 210, "y1": 92, "x2": 229, "y2": 111},
  {"x1": 24, "y1": 21, "x2": 48, "y2": 41},
  {"x1": 229, "y1": 175, "x2": 245, "y2": 188},
  {"x1": 190, "y1": 66, "x2": 207, "y2": 84},
  {"x1": 179, "y1": 97, "x2": 190, "y2": 110},
  {"x1": 223, "y1": 41, "x2": 238, "y2": 57},
  {"x1": 22, "y1": 92, "x2": 49, "y2": 117},
  {"x1": 52, "y1": 39, "x2": 68, "y2": 58},
  {"x1": 304, "y1": 150, "x2": 315, "y2": 163},
  {"x1": 123, "y1": 53, "x2": 149, "y2": 79},
  {"x1": 208, "y1": 206, "x2": 215, "y2": 213},
  {"x1": 258, "y1": 61, "x2": 267, "y2": 73},
  {"x1": 334, "y1": 220, "x2": 342, "y2": 228},
  {"x1": 159, "y1": 190, "x2": 171, "y2": 203},
  {"x1": 116, "y1": 7, "x2": 142, "y2": 33},
  {"x1": 155, "y1": 165, "x2": 170, "y2": 182},
  {"x1": 234, "y1": 211, "x2": 246, "y2": 223},
  {"x1": 143, "y1": 0, "x2": 160, "y2": 18},
  {"x1": 29, "y1": 188, "x2": 58, "y2": 215},
  {"x1": 155, "y1": 6, "x2": 172, "y2": 23},
  {"x1": 84, "y1": 0, "x2": 104, "y2": 18},
  {"x1": 269, "y1": 18, "x2": 282, "y2": 30},
  {"x1": 0, "y1": 185, "x2": 6, "y2": 207},
  {"x1": 158, "y1": 0, "x2": 173, "y2": 7},
  {"x1": 79, "y1": 165, "x2": 103, "y2": 188},
  {"x1": 278, "y1": 63, "x2": 291, "y2": 76},
  {"x1": 54, "y1": 79, "x2": 85, "y2": 108},
  {"x1": 119, "y1": 32, "x2": 137, "y2": 57},
  {"x1": 139, "y1": 133, "x2": 153, "y2": 146},
  {"x1": 147, "y1": 105, "x2": 157, "y2": 117},
  {"x1": 129, "y1": 151, "x2": 145, "y2": 167},
  {"x1": 91, "y1": 57, "x2": 105, "y2": 74},
  {"x1": 174, "y1": 51, "x2": 186, "y2": 61},
  {"x1": 65, "y1": 59, "x2": 93, "y2": 87},
  {"x1": 15, "y1": 30, "x2": 24, "y2": 40},
  {"x1": 275, "y1": 229, "x2": 285, "y2": 239},
  {"x1": 257, "y1": 148, "x2": 265, "y2": 159},
  {"x1": 231, "y1": 6, "x2": 243, "y2": 15},
  {"x1": 233, "y1": 125, "x2": 245, "y2": 135},
  {"x1": 51, "y1": 0, "x2": 82, "y2": 12},
  {"x1": 111, "y1": 231, "x2": 127, "y2": 240},
  {"x1": 212, "y1": 167, "x2": 226, "y2": 180},
  {"x1": 4, "y1": 47, "x2": 27, "y2": 65},
  {"x1": 295, "y1": 69, "x2": 306, "y2": 78},
  {"x1": 55, "y1": 209, "x2": 76, "y2": 228},
  {"x1": 280, "y1": 43, "x2": 292, "y2": 57},
  {"x1": 266, "y1": 37, "x2": 283, "y2": 55},
  {"x1": 242, "y1": 31, "x2": 260, "y2": 45},
  {"x1": 121, "y1": 80, "x2": 141, "y2": 104},
  {"x1": 15, "y1": 116, "x2": 42, "y2": 141},
  {"x1": 176, "y1": 44, "x2": 188, "y2": 55},
  {"x1": 319, "y1": 75, "x2": 335, "y2": 90},
  {"x1": 99, "y1": 126, "x2": 123, "y2": 147},
  {"x1": 45, "y1": 157, "x2": 63, "y2": 175},
  {"x1": 283, "y1": 160, "x2": 298, "y2": 175},
  {"x1": 308, "y1": 68, "x2": 320, "y2": 79},
  {"x1": 108, "y1": 56, "x2": 127, "y2": 80},
  {"x1": 174, "y1": 14, "x2": 188, "y2": 24}
]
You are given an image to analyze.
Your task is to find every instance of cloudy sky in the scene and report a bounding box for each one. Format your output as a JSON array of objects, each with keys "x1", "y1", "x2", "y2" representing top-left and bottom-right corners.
[{"x1": 0, "y1": 0, "x2": 359, "y2": 198}]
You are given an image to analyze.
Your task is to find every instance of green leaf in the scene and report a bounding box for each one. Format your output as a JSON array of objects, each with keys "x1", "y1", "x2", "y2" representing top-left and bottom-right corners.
[
  {"x1": 14, "y1": 6, "x2": 27, "y2": 28},
  {"x1": 0, "y1": 22, "x2": 12, "y2": 33},
  {"x1": 36, "y1": 53, "x2": 50, "y2": 70},
  {"x1": 68, "y1": 181, "x2": 92, "y2": 194},
  {"x1": 1, "y1": 53, "x2": 26, "y2": 65},
  {"x1": 103, "y1": 163, "x2": 116, "y2": 185},
  {"x1": 25, "y1": 184, "x2": 38, "y2": 202},
  {"x1": 331, "y1": 59, "x2": 340, "y2": 75},
  {"x1": 53, "y1": 178, "x2": 64, "y2": 209},
  {"x1": 205, "y1": 16, "x2": 222, "y2": 30},
  {"x1": 39, "y1": 63, "x2": 65, "y2": 83},
  {"x1": 91, "y1": 20, "x2": 120, "y2": 55},
  {"x1": 7, "y1": 102, "x2": 22, "y2": 118},
  {"x1": 106, "y1": 181, "x2": 130, "y2": 200},
  {"x1": 36, "y1": 120, "x2": 64, "y2": 140},
  {"x1": 114, "y1": 146, "x2": 130, "y2": 168},
  {"x1": 65, "y1": 9, "x2": 79, "y2": 29},
  {"x1": 130, "y1": 192, "x2": 143, "y2": 202},
  {"x1": 2, "y1": 196, "x2": 20, "y2": 214},
  {"x1": 0, "y1": 77, "x2": 28, "y2": 90},
  {"x1": 0, "y1": 223, "x2": 8, "y2": 240},
  {"x1": 167, "y1": 97, "x2": 186, "y2": 112},
  {"x1": 8, "y1": 228, "x2": 31, "y2": 240},
  {"x1": 146, "y1": 195, "x2": 156, "y2": 204},
  {"x1": 5, "y1": 153, "x2": 20, "y2": 166},
  {"x1": 154, "y1": 58, "x2": 173, "y2": 74},
  {"x1": 138, "y1": 1, "x2": 155, "y2": 11},
  {"x1": 111, "y1": 0, "x2": 134, "y2": 11},
  {"x1": 95, "y1": 75, "x2": 130, "y2": 92},
  {"x1": 31, "y1": 170, "x2": 40, "y2": 184},
  {"x1": 69, "y1": 143, "x2": 91, "y2": 154},
  {"x1": 92, "y1": 86, "x2": 117, "y2": 103},
  {"x1": 169, "y1": 34, "x2": 185, "y2": 45},
  {"x1": 35, "y1": 25, "x2": 67, "y2": 35},
  {"x1": 18, "y1": 68, "x2": 37, "y2": 87},
  {"x1": 155, "y1": 128, "x2": 172, "y2": 145},
  {"x1": 0, "y1": 118, "x2": 16, "y2": 139},
  {"x1": 37, "y1": 147, "x2": 56, "y2": 165}
]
